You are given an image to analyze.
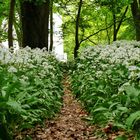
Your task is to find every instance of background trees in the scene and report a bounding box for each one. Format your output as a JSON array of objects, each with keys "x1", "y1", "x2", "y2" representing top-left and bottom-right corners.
[
  {"x1": 0, "y1": 0, "x2": 10, "y2": 42},
  {"x1": 0, "y1": 0, "x2": 140, "y2": 58},
  {"x1": 8, "y1": 0, "x2": 15, "y2": 48},
  {"x1": 61, "y1": 0, "x2": 136, "y2": 58}
]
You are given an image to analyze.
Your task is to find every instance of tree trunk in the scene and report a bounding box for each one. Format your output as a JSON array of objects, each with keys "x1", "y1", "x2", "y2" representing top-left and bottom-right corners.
[
  {"x1": 74, "y1": 0, "x2": 83, "y2": 59},
  {"x1": 131, "y1": 0, "x2": 140, "y2": 41},
  {"x1": 14, "y1": 2, "x2": 23, "y2": 48},
  {"x1": 113, "y1": 13, "x2": 117, "y2": 41},
  {"x1": 20, "y1": 1, "x2": 50, "y2": 50},
  {"x1": 49, "y1": 0, "x2": 53, "y2": 52},
  {"x1": 113, "y1": 6, "x2": 128, "y2": 41},
  {"x1": 8, "y1": 0, "x2": 15, "y2": 49}
]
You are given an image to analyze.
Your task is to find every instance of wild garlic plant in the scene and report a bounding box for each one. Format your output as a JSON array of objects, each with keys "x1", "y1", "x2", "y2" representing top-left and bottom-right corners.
[
  {"x1": 0, "y1": 47, "x2": 63, "y2": 138},
  {"x1": 71, "y1": 40, "x2": 140, "y2": 138}
]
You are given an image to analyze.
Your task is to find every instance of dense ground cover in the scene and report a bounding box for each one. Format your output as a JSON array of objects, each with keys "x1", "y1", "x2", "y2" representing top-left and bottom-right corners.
[
  {"x1": 71, "y1": 41, "x2": 140, "y2": 139},
  {"x1": 0, "y1": 47, "x2": 63, "y2": 139}
]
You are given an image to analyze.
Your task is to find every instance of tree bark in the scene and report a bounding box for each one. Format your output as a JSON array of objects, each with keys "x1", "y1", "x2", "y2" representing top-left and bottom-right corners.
[
  {"x1": 49, "y1": 0, "x2": 53, "y2": 52},
  {"x1": 113, "y1": 6, "x2": 128, "y2": 41},
  {"x1": 20, "y1": 1, "x2": 50, "y2": 50},
  {"x1": 131, "y1": 0, "x2": 140, "y2": 41},
  {"x1": 113, "y1": 13, "x2": 117, "y2": 41},
  {"x1": 14, "y1": 2, "x2": 23, "y2": 48},
  {"x1": 116, "y1": 6, "x2": 128, "y2": 34},
  {"x1": 8, "y1": 0, "x2": 15, "y2": 48},
  {"x1": 74, "y1": 0, "x2": 83, "y2": 59}
]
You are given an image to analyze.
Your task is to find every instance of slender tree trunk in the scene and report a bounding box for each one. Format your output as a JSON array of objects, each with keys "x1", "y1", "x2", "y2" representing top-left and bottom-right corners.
[
  {"x1": 116, "y1": 6, "x2": 128, "y2": 34},
  {"x1": 20, "y1": 1, "x2": 50, "y2": 50},
  {"x1": 14, "y1": 2, "x2": 22, "y2": 48},
  {"x1": 74, "y1": 0, "x2": 83, "y2": 59},
  {"x1": 8, "y1": 0, "x2": 15, "y2": 48},
  {"x1": 131, "y1": 0, "x2": 140, "y2": 41},
  {"x1": 49, "y1": 0, "x2": 53, "y2": 52},
  {"x1": 113, "y1": 13, "x2": 117, "y2": 41},
  {"x1": 113, "y1": 6, "x2": 128, "y2": 41}
]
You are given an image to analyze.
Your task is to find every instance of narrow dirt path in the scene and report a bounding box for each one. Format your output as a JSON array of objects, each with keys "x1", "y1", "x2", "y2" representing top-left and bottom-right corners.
[{"x1": 15, "y1": 75, "x2": 98, "y2": 140}]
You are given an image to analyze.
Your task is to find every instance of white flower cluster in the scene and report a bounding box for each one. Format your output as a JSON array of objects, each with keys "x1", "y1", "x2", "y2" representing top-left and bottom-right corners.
[
  {"x1": 0, "y1": 46, "x2": 50, "y2": 65},
  {"x1": 0, "y1": 46, "x2": 59, "y2": 86},
  {"x1": 71, "y1": 41, "x2": 140, "y2": 131},
  {"x1": 80, "y1": 40, "x2": 140, "y2": 66},
  {"x1": 0, "y1": 46, "x2": 63, "y2": 131},
  {"x1": 80, "y1": 41, "x2": 140, "y2": 67},
  {"x1": 79, "y1": 40, "x2": 140, "y2": 82}
]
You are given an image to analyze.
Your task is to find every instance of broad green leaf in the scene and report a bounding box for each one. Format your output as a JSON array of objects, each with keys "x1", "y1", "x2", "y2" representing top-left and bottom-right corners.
[
  {"x1": 125, "y1": 85, "x2": 140, "y2": 97},
  {"x1": 117, "y1": 107, "x2": 129, "y2": 112},
  {"x1": 109, "y1": 102, "x2": 119, "y2": 110},
  {"x1": 125, "y1": 111, "x2": 140, "y2": 130},
  {"x1": 115, "y1": 135, "x2": 127, "y2": 140},
  {"x1": 6, "y1": 98, "x2": 26, "y2": 113},
  {"x1": 93, "y1": 107, "x2": 108, "y2": 113}
]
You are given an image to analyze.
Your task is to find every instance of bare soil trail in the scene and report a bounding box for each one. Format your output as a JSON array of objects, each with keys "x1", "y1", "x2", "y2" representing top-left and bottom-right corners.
[{"x1": 15, "y1": 74, "x2": 97, "y2": 140}]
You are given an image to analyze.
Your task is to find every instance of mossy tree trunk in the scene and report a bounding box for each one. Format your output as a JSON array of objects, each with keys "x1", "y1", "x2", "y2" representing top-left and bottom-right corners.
[
  {"x1": 74, "y1": 0, "x2": 83, "y2": 59},
  {"x1": 8, "y1": 0, "x2": 15, "y2": 49}
]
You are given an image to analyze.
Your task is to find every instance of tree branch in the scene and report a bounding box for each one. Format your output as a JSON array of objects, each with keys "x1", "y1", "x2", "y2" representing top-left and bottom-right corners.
[
  {"x1": 116, "y1": 6, "x2": 129, "y2": 34},
  {"x1": 88, "y1": 38, "x2": 97, "y2": 45},
  {"x1": 79, "y1": 17, "x2": 131, "y2": 45},
  {"x1": 79, "y1": 23, "x2": 113, "y2": 45}
]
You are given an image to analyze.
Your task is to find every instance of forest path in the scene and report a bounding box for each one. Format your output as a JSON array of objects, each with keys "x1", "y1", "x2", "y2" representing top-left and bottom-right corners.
[{"x1": 17, "y1": 74, "x2": 98, "y2": 140}]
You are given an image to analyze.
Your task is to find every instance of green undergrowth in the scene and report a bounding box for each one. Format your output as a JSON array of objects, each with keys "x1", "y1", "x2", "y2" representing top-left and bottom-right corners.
[
  {"x1": 0, "y1": 47, "x2": 63, "y2": 139},
  {"x1": 70, "y1": 40, "x2": 140, "y2": 139}
]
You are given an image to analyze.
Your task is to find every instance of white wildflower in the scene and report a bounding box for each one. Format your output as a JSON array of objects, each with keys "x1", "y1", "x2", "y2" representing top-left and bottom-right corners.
[
  {"x1": 8, "y1": 66, "x2": 17, "y2": 73},
  {"x1": 129, "y1": 66, "x2": 140, "y2": 71}
]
